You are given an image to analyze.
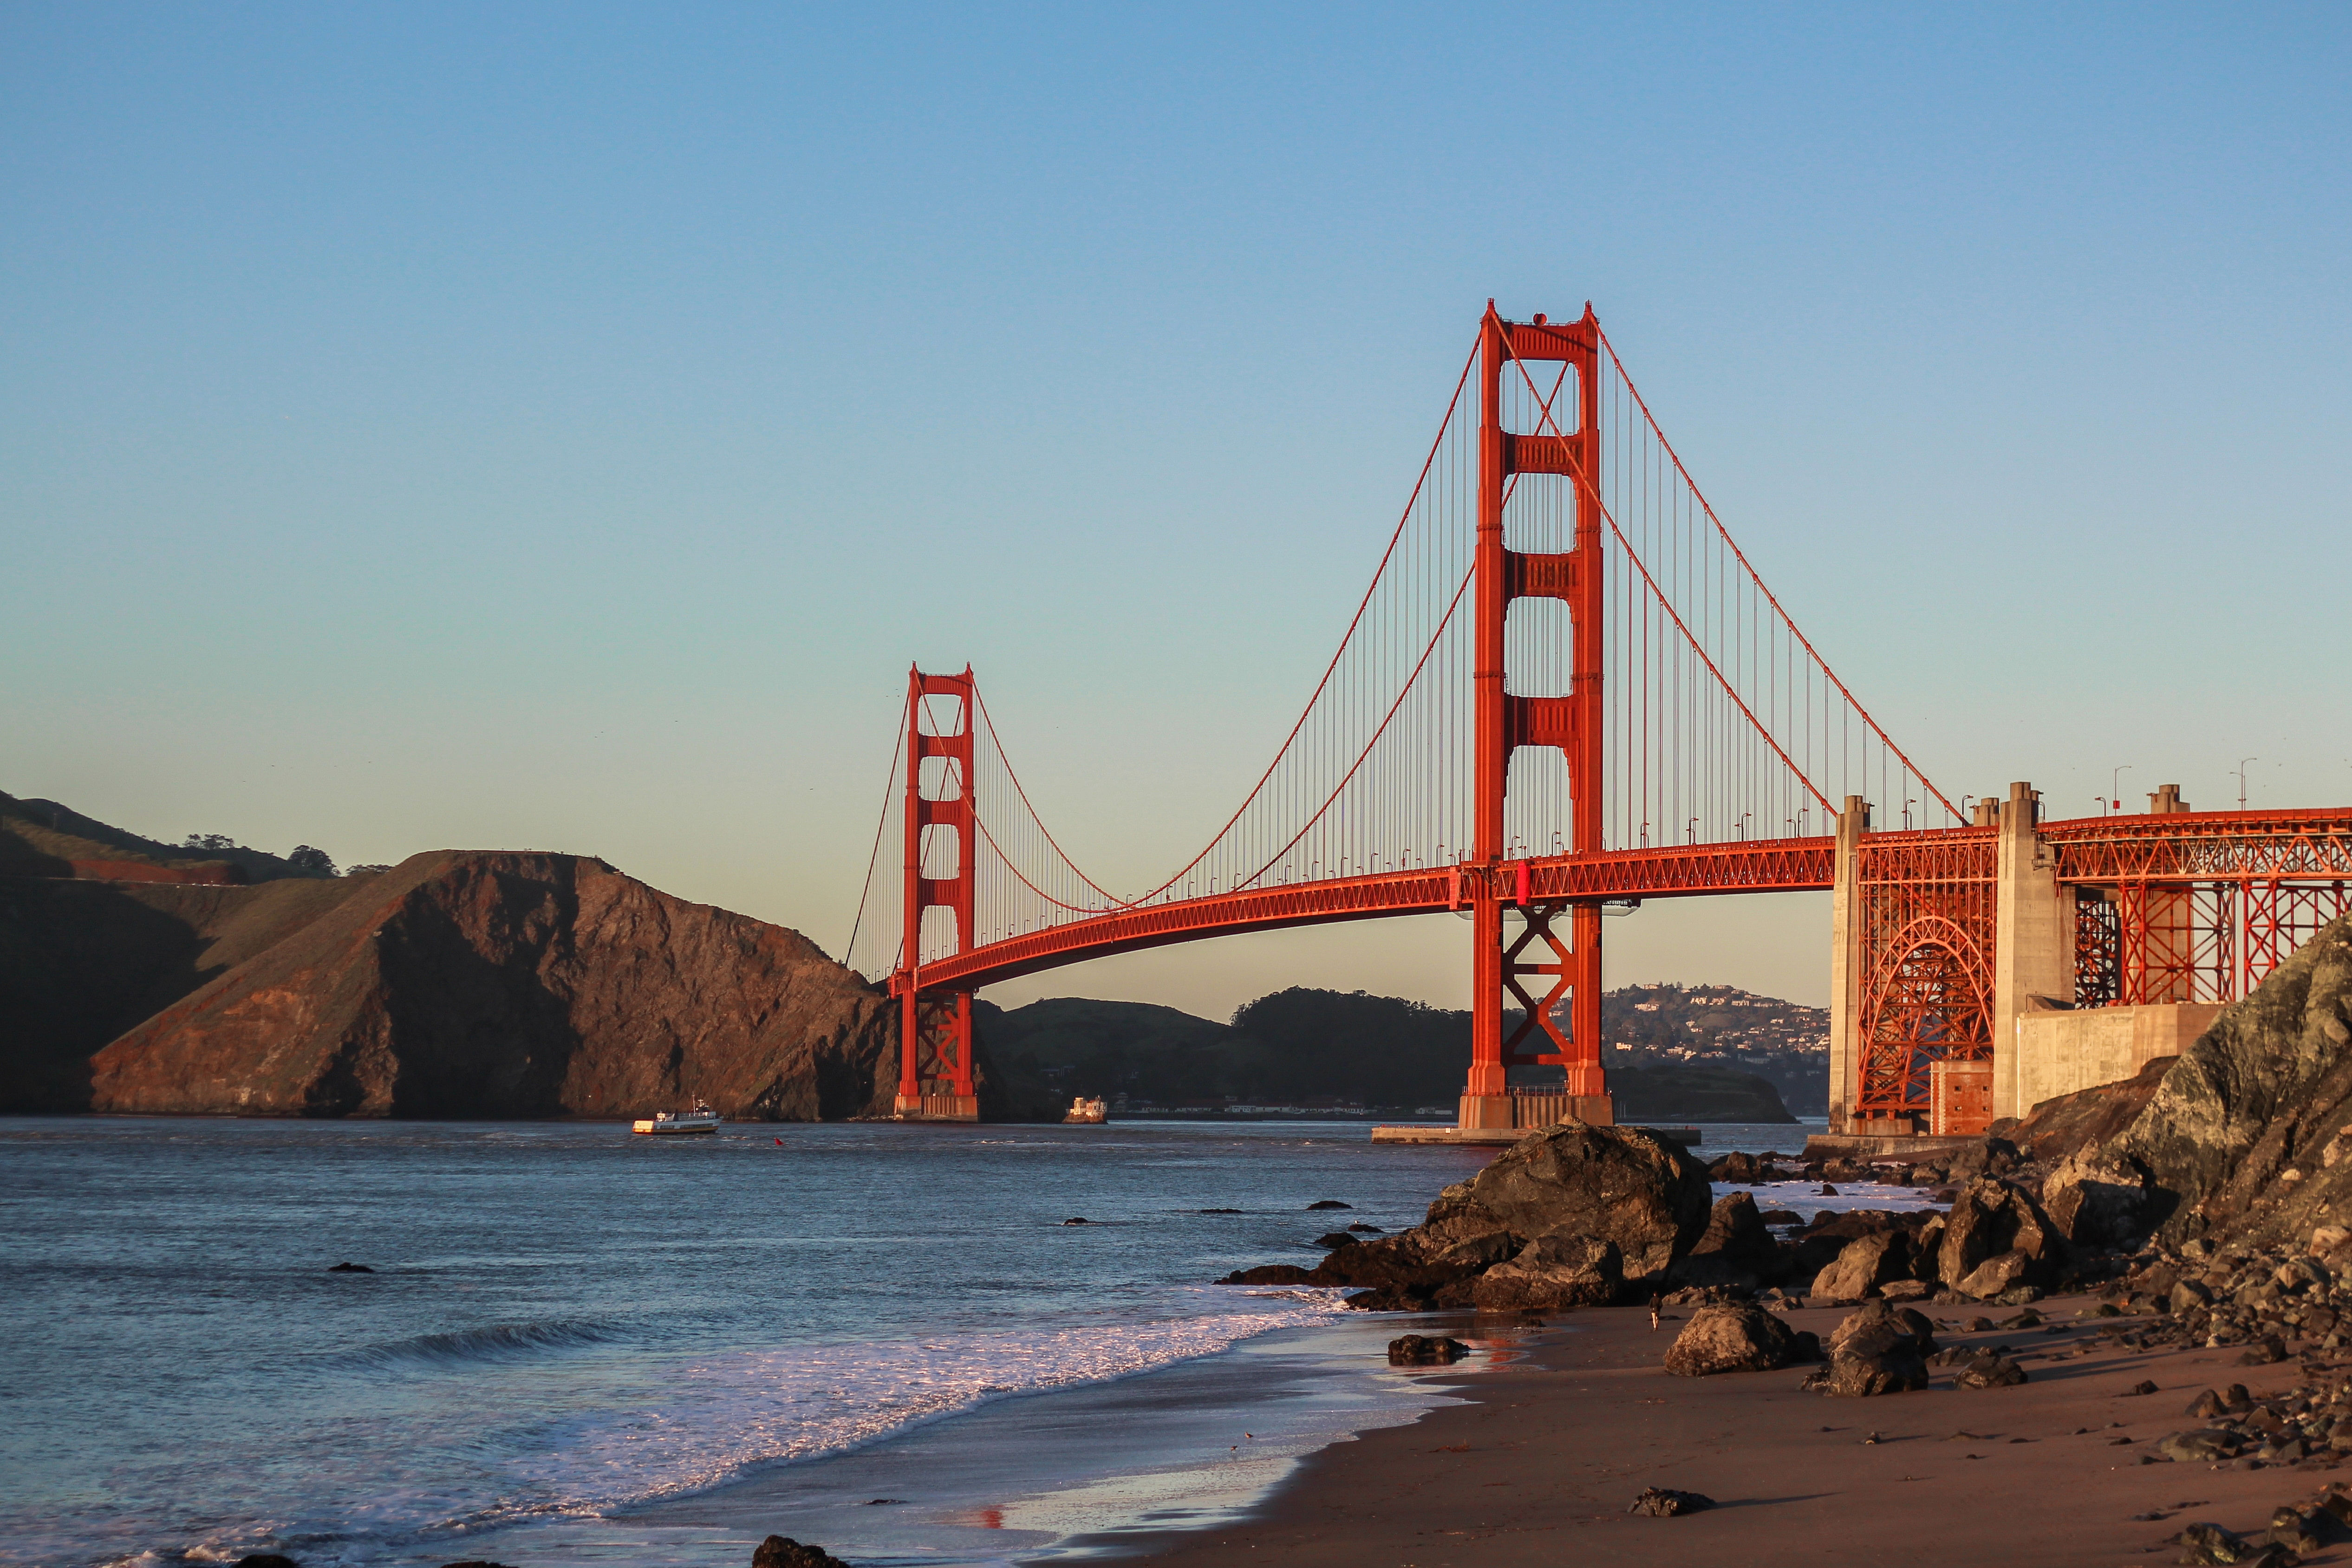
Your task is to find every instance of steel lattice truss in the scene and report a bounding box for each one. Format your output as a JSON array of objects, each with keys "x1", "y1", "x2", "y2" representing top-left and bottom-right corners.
[
  {"x1": 2052, "y1": 812, "x2": 2352, "y2": 1006},
  {"x1": 1852, "y1": 829, "x2": 1998, "y2": 1121}
]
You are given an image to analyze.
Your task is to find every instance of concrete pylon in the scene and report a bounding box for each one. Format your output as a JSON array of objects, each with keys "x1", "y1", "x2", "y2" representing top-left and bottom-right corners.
[
  {"x1": 1991, "y1": 781, "x2": 2074, "y2": 1120},
  {"x1": 1826, "y1": 794, "x2": 1868, "y2": 1135}
]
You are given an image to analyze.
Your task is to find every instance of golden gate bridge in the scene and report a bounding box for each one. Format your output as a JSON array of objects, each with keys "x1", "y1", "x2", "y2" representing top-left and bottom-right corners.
[{"x1": 846, "y1": 304, "x2": 2352, "y2": 1140}]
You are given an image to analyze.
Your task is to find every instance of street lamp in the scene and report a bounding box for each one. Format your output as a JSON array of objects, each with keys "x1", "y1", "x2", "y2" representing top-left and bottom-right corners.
[
  {"x1": 2111, "y1": 765, "x2": 2133, "y2": 814},
  {"x1": 2236, "y1": 757, "x2": 2258, "y2": 810}
]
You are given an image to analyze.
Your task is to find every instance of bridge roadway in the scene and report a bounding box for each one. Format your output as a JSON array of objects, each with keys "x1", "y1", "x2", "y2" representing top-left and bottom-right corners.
[
  {"x1": 903, "y1": 834, "x2": 1839, "y2": 994},
  {"x1": 897, "y1": 807, "x2": 2352, "y2": 998}
]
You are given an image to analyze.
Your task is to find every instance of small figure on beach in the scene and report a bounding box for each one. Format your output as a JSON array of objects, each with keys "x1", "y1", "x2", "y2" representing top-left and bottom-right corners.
[{"x1": 1649, "y1": 1292, "x2": 1663, "y2": 1331}]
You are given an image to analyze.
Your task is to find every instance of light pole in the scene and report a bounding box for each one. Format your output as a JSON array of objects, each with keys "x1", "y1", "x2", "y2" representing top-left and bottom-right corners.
[
  {"x1": 2236, "y1": 757, "x2": 2258, "y2": 810},
  {"x1": 2111, "y1": 765, "x2": 2132, "y2": 813}
]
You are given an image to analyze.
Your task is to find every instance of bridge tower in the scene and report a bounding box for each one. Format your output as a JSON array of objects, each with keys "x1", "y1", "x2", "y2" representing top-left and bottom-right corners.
[
  {"x1": 1460, "y1": 303, "x2": 1613, "y2": 1132},
  {"x1": 894, "y1": 665, "x2": 980, "y2": 1121}
]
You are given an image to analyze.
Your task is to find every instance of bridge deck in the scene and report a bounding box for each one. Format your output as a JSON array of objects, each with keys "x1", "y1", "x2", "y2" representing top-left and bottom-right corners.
[{"x1": 902, "y1": 835, "x2": 1837, "y2": 994}]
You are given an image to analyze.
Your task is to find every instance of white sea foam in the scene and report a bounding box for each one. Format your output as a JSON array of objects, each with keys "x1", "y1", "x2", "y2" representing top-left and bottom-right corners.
[{"x1": 506, "y1": 1293, "x2": 1353, "y2": 1516}]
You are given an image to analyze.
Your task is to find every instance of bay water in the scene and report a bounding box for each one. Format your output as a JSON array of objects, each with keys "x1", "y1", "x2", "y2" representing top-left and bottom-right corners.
[{"x1": 0, "y1": 1115, "x2": 1836, "y2": 1568}]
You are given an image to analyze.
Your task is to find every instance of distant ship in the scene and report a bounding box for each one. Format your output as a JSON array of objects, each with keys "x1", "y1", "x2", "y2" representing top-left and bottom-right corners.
[
  {"x1": 1062, "y1": 1096, "x2": 1108, "y2": 1125},
  {"x1": 632, "y1": 1099, "x2": 721, "y2": 1136}
]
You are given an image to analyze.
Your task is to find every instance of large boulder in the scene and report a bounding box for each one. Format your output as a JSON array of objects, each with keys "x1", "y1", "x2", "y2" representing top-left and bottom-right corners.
[
  {"x1": 1224, "y1": 1123, "x2": 1713, "y2": 1309},
  {"x1": 1471, "y1": 1235, "x2": 1623, "y2": 1310},
  {"x1": 1663, "y1": 1303, "x2": 1816, "y2": 1376},
  {"x1": 1809, "y1": 1231, "x2": 1915, "y2": 1304},
  {"x1": 1812, "y1": 1300, "x2": 1935, "y2": 1397},
  {"x1": 1937, "y1": 1178, "x2": 2065, "y2": 1295},
  {"x1": 1670, "y1": 1191, "x2": 1779, "y2": 1288},
  {"x1": 1828, "y1": 1299, "x2": 1939, "y2": 1359},
  {"x1": 752, "y1": 1540, "x2": 845, "y2": 1568},
  {"x1": 1412, "y1": 1123, "x2": 1713, "y2": 1299}
]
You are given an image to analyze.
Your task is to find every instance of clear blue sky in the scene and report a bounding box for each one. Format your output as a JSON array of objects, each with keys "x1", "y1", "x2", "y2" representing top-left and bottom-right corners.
[{"x1": 6, "y1": 4, "x2": 2348, "y2": 1015}]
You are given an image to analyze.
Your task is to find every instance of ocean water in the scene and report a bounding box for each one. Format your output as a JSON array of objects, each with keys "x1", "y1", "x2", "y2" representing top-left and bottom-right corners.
[
  {"x1": 0, "y1": 1115, "x2": 1857, "y2": 1568},
  {"x1": 0, "y1": 1118, "x2": 1509, "y2": 1568}
]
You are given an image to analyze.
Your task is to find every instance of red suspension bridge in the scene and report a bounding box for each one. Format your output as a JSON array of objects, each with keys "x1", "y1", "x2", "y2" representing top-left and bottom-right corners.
[{"x1": 847, "y1": 304, "x2": 2352, "y2": 1137}]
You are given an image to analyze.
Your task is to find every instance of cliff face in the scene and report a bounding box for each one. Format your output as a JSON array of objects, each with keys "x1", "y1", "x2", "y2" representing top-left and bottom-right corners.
[
  {"x1": 77, "y1": 851, "x2": 902, "y2": 1121},
  {"x1": 0, "y1": 876, "x2": 368, "y2": 1110},
  {"x1": 2108, "y1": 914, "x2": 2352, "y2": 1245}
]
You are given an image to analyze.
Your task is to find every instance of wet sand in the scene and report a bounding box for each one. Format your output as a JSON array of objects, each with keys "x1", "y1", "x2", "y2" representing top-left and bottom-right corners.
[{"x1": 1101, "y1": 1294, "x2": 2352, "y2": 1568}]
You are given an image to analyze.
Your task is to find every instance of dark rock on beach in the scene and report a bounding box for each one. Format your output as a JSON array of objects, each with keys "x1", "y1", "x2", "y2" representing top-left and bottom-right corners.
[
  {"x1": 1217, "y1": 1262, "x2": 1316, "y2": 1286},
  {"x1": 1628, "y1": 1486, "x2": 1714, "y2": 1516},
  {"x1": 1218, "y1": 1124, "x2": 1833, "y2": 1311},
  {"x1": 1308, "y1": 1200, "x2": 1353, "y2": 1210},
  {"x1": 1807, "y1": 1300, "x2": 1934, "y2": 1397},
  {"x1": 1669, "y1": 1191, "x2": 1779, "y2": 1290},
  {"x1": 232, "y1": 1557, "x2": 300, "y2": 1568},
  {"x1": 1807, "y1": 1230, "x2": 1915, "y2": 1304},
  {"x1": 1951, "y1": 1353, "x2": 2028, "y2": 1389},
  {"x1": 1386, "y1": 1334, "x2": 1469, "y2": 1365},
  {"x1": 752, "y1": 1537, "x2": 847, "y2": 1568},
  {"x1": 1662, "y1": 1302, "x2": 1816, "y2": 1376},
  {"x1": 1938, "y1": 1178, "x2": 2066, "y2": 1299},
  {"x1": 1221, "y1": 1123, "x2": 1712, "y2": 1311}
]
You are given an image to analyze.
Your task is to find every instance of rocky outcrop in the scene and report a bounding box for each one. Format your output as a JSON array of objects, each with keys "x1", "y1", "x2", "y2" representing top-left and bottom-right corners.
[
  {"x1": 1812, "y1": 1300, "x2": 1935, "y2": 1396},
  {"x1": 1470, "y1": 1234, "x2": 1625, "y2": 1310},
  {"x1": 1938, "y1": 1178, "x2": 2067, "y2": 1297},
  {"x1": 78, "y1": 851, "x2": 919, "y2": 1120},
  {"x1": 1418, "y1": 1122, "x2": 1714, "y2": 1291},
  {"x1": 2011, "y1": 1054, "x2": 2176, "y2": 1166},
  {"x1": 751, "y1": 1539, "x2": 846, "y2": 1568},
  {"x1": 1234, "y1": 1123, "x2": 1712, "y2": 1309},
  {"x1": 1669, "y1": 1191, "x2": 1779, "y2": 1290},
  {"x1": 1662, "y1": 1302, "x2": 1815, "y2": 1376},
  {"x1": 1809, "y1": 1230, "x2": 1916, "y2": 1304},
  {"x1": 2107, "y1": 916, "x2": 2352, "y2": 1246}
]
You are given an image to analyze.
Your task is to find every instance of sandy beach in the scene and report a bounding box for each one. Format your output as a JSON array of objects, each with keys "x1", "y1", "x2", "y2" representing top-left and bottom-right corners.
[{"x1": 1108, "y1": 1294, "x2": 2352, "y2": 1568}]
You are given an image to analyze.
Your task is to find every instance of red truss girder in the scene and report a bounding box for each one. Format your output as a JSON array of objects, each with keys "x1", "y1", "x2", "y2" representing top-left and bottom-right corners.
[
  {"x1": 1852, "y1": 826, "x2": 1997, "y2": 1121},
  {"x1": 894, "y1": 835, "x2": 1837, "y2": 997},
  {"x1": 2044, "y1": 810, "x2": 2352, "y2": 883},
  {"x1": 2048, "y1": 809, "x2": 2352, "y2": 1007}
]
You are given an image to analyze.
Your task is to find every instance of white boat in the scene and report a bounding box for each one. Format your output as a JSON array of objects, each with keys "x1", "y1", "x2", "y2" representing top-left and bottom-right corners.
[
  {"x1": 632, "y1": 1099, "x2": 721, "y2": 1136},
  {"x1": 1063, "y1": 1096, "x2": 1108, "y2": 1125}
]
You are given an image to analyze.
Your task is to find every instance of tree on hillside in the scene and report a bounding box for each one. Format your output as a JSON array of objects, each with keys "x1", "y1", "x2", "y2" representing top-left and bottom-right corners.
[
  {"x1": 182, "y1": 833, "x2": 237, "y2": 851},
  {"x1": 287, "y1": 845, "x2": 337, "y2": 876}
]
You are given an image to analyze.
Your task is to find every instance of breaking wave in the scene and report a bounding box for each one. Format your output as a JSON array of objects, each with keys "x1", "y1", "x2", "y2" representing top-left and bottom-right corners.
[{"x1": 347, "y1": 1317, "x2": 631, "y2": 1369}]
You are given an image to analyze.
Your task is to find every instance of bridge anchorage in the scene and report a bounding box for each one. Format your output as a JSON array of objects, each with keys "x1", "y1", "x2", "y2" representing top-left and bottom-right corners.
[{"x1": 847, "y1": 303, "x2": 2352, "y2": 1143}]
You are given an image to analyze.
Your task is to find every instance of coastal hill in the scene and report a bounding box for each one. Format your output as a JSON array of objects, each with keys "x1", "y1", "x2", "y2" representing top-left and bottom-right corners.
[
  {"x1": 83, "y1": 851, "x2": 911, "y2": 1119},
  {"x1": 1595, "y1": 982, "x2": 1831, "y2": 1116},
  {"x1": 980, "y1": 987, "x2": 1798, "y2": 1121},
  {"x1": 0, "y1": 790, "x2": 332, "y2": 885},
  {"x1": 0, "y1": 831, "x2": 974, "y2": 1118}
]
